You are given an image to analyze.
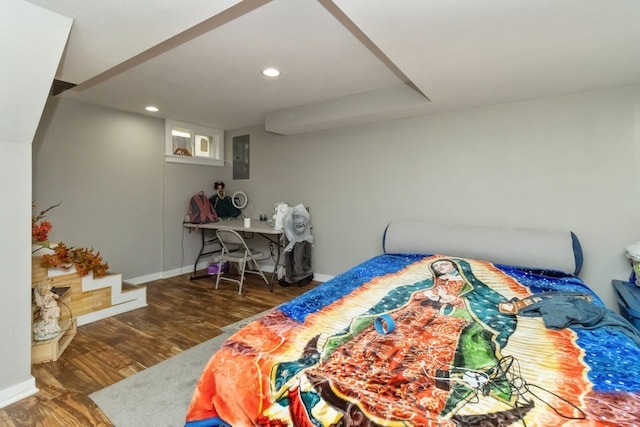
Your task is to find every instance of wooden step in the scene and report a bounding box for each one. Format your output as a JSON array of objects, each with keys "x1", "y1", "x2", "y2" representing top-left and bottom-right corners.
[
  {"x1": 31, "y1": 319, "x2": 77, "y2": 364},
  {"x1": 32, "y1": 257, "x2": 147, "y2": 327}
]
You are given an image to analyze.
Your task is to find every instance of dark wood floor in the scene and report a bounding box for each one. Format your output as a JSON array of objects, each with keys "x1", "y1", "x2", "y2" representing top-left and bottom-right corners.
[{"x1": 0, "y1": 271, "x2": 318, "y2": 427}]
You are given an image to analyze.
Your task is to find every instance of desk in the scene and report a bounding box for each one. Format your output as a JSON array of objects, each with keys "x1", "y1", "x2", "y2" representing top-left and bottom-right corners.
[{"x1": 183, "y1": 219, "x2": 284, "y2": 282}]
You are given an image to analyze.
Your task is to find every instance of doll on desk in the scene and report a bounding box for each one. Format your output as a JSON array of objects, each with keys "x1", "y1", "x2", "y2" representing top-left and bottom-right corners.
[{"x1": 209, "y1": 181, "x2": 241, "y2": 219}]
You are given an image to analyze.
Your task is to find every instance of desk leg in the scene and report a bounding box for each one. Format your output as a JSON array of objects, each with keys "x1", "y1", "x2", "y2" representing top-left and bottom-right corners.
[
  {"x1": 190, "y1": 228, "x2": 220, "y2": 280},
  {"x1": 270, "y1": 237, "x2": 282, "y2": 292},
  {"x1": 260, "y1": 234, "x2": 283, "y2": 292}
]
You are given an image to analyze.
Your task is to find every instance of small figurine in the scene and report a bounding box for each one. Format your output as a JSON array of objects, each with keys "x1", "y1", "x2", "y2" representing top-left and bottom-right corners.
[
  {"x1": 33, "y1": 281, "x2": 62, "y2": 341},
  {"x1": 213, "y1": 181, "x2": 226, "y2": 199},
  {"x1": 210, "y1": 181, "x2": 241, "y2": 219}
]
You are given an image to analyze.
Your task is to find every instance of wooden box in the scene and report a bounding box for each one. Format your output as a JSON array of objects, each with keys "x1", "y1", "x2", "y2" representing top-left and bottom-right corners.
[{"x1": 31, "y1": 318, "x2": 77, "y2": 364}]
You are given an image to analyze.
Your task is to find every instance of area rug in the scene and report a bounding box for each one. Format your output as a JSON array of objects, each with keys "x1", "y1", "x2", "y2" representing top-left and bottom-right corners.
[
  {"x1": 220, "y1": 309, "x2": 273, "y2": 333},
  {"x1": 90, "y1": 310, "x2": 271, "y2": 427}
]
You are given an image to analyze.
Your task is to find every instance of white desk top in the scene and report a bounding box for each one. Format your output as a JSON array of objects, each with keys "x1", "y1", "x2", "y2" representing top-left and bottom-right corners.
[{"x1": 183, "y1": 218, "x2": 283, "y2": 235}]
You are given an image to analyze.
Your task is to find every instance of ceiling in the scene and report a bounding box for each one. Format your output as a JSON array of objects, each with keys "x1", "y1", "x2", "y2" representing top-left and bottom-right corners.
[{"x1": 26, "y1": 0, "x2": 640, "y2": 135}]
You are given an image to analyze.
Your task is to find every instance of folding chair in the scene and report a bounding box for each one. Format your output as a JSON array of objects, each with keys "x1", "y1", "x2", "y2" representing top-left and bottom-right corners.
[{"x1": 214, "y1": 229, "x2": 270, "y2": 294}]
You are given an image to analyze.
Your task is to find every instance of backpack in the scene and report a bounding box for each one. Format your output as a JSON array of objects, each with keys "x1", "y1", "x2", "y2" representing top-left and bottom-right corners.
[{"x1": 188, "y1": 191, "x2": 219, "y2": 224}]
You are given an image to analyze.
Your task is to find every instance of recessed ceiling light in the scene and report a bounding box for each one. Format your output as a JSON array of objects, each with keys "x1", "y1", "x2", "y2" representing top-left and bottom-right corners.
[
  {"x1": 261, "y1": 68, "x2": 281, "y2": 77},
  {"x1": 145, "y1": 106, "x2": 159, "y2": 112}
]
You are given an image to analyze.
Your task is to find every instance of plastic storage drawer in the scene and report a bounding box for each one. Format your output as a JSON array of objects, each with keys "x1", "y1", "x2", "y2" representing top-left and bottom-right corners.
[{"x1": 612, "y1": 280, "x2": 640, "y2": 330}]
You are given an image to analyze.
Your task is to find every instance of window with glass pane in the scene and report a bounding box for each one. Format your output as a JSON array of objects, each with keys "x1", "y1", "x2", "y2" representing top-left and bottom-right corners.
[
  {"x1": 172, "y1": 128, "x2": 193, "y2": 156},
  {"x1": 165, "y1": 120, "x2": 224, "y2": 166}
]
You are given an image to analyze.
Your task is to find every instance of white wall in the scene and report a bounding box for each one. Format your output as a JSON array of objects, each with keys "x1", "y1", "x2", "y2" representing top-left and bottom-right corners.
[{"x1": 0, "y1": 0, "x2": 72, "y2": 409}]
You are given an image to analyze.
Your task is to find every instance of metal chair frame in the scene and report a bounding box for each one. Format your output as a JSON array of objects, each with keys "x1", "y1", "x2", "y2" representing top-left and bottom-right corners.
[{"x1": 214, "y1": 229, "x2": 270, "y2": 294}]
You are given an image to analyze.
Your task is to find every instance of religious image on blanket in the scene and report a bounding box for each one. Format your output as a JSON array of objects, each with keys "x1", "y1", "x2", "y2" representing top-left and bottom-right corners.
[
  {"x1": 185, "y1": 254, "x2": 640, "y2": 426},
  {"x1": 263, "y1": 257, "x2": 574, "y2": 425}
]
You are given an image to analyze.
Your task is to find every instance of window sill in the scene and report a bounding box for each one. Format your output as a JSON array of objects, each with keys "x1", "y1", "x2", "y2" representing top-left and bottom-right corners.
[{"x1": 165, "y1": 155, "x2": 224, "y2": 166}]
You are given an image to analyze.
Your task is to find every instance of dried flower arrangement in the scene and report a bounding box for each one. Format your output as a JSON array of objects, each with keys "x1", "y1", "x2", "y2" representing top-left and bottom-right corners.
[
  {"x1": 32, "y1": 202, "x2": 59, "y2": 250},
  {"x1": 32, "y1": 202, "x2": 109, "y2": 277}
]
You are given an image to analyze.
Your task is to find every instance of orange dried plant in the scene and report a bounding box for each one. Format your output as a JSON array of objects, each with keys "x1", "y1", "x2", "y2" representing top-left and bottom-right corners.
[
  {"x1": 41, "y1": 242, "x2": 109, "y2": 277},
  {"x1": 32, "y1": 201, "x2": 61, "y2": 250},
  {"x1": 33, "y1": 202, "x2": 109, "y2": 277}
]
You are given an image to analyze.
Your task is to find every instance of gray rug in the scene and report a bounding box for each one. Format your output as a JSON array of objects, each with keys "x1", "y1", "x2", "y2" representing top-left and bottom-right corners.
[
  {"x1": 220, "y1": 309, "x2": 273, "y2": 333},
  {"x1": 90, "y1": 310, "x2": 271, "y2": 427}
]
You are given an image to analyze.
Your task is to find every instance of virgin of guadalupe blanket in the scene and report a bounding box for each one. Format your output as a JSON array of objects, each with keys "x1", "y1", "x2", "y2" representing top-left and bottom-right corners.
[{"x1": 185, "y1": 254, "x2": 640, "y2": 427}]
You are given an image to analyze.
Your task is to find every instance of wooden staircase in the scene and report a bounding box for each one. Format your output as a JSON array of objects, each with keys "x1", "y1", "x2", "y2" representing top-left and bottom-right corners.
[{"x1": 31, "y1": 256, "x2": 147, "y2": 327}]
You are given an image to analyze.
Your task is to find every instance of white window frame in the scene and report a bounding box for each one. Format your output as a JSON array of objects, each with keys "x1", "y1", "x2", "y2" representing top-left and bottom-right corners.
[{"x1": 165, "y1": 119, "x2": 224, "y2": 166}]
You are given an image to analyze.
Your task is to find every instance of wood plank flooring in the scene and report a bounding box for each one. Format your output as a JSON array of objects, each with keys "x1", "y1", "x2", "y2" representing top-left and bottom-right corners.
[{"x1": 0, "y1": 272, "x2": 318, "y2": 427}]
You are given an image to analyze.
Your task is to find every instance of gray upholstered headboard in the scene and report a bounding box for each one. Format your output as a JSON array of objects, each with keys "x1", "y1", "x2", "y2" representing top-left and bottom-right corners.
[{"x1": 382, "y1": 221, "x2": 583, "y2": 275}]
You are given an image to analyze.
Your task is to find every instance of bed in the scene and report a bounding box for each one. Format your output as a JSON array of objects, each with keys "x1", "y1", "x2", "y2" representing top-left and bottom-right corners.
[{"x1": 185, "y1": 221, "x2": 640, "y2": 426}]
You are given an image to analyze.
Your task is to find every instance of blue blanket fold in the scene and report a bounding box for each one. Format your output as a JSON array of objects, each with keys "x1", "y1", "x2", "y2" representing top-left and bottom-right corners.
[{"x1": 518, "y1": 293, "x2": 640, "y2": 347}]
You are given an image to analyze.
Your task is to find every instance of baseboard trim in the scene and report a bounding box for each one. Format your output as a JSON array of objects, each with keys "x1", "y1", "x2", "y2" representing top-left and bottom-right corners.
[
  {"x1": 77, "y1": 297, "x2": 148, "y2": 326},
  {"x1": 125, "y1": 264, "x2": 333, "y2": 285},
  {"x1": 0, "y1": 376, "x2": 38, "y2": 409},
  {"x1": 125, "y1": 271, "x2": 164, "y2": 285},
  {"x1": 311, "y1": 273, "x2": 332, "y2": 282}
]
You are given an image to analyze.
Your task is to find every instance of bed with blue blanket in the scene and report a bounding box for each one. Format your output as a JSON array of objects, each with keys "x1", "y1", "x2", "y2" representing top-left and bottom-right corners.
[{"x1": 185, "y1": 222, "x2": 640, "y2": 426}]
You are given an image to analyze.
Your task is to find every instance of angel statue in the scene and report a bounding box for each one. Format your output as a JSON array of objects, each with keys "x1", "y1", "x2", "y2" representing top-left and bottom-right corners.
[{"x1": 33, "y1": 281, "x2": 62, "y2": 341}]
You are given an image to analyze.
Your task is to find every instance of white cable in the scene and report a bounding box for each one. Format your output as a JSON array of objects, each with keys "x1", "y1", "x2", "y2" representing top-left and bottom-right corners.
[{"x1": 232, "y1": 191, "x2": 248, "y2": 209}]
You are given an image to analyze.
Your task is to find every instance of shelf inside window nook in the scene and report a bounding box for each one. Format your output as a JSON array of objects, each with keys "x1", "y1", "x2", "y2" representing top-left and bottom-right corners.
[{"x1": 165, "y1": 119, "x2": 224, "y2": 166}]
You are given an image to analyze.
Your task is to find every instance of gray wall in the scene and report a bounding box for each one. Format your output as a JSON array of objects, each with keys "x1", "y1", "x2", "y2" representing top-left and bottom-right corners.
[
  {"x1": 33, "y1": 98, "x2": 164, "y2": 279},
  {"x1": 33, "y1": 98, "x2": 233, "y2": 281},
  {"x1": 223, "y1": 84, "x2": 640, "y2": 309},
  {"x1": 162, "y1": 160, "x2": 232, "y2": 278},
  {"x1": 33, "y1": 85, "x2": 640, "y2": 314}
]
